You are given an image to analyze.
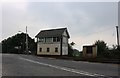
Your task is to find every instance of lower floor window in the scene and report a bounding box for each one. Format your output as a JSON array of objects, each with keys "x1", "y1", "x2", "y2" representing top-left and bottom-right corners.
[
  {"x1": 39, "y1": 48, "x2": 42, "y2": 52},
  {"x1": 47, "y1": 48, "x2": 50, "y2": 52},
  {"x1": 55, "y1": 47, "x2": 58, "y2": 52}
]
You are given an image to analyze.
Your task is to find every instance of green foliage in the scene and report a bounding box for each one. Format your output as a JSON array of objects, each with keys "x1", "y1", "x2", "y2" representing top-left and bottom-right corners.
[
  {"x1": 68, "y1": 44, "x2": 73, "y2": 56},
  {"x1": 117, "y1": 46, "x2": 120, "y2": 51},
  {"x1": 2, "y1": 33, "x2": 36, "y2": 54},
  {"x1": 68, "y1": 42, "x2": 75, "y2": 56},
  {"x1": 68, "y1": 42, "x2": 81, "y2": 57},
  {"x1": 94, "y1": 40, "x2": 108, "y2": 57},
  {"x1": 94, "y1": 40, "x2": 120, "y2": 59},
  {"x1": 72, "y1": 49, "x2": 81, "y2": 57},
  {"x1": 70, "y1": 42, "x2": 75, "y2": 46},
  {"x1": 109, "y1": 45, "x2": 120, "y2": 59}
]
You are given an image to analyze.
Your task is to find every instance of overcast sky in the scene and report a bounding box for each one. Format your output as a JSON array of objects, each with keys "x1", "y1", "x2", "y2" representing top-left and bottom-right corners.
[{"x1": 1, "y1": 0, "x2": 119, "y2": 50}]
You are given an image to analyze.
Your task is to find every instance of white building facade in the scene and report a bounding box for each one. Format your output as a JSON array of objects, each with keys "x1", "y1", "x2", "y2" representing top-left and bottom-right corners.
[{"x1": 35, "y1": 28, "x2": 70, "y2": 55}]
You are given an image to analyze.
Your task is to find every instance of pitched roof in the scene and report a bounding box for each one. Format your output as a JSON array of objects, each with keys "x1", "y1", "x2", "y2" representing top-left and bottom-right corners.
[{"x1": 35, "y1": 28, "x2": 70, "y2": 38}]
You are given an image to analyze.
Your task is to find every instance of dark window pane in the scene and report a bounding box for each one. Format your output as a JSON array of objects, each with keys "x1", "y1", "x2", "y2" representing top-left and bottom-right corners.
[
  {"x1": 57, "y1": 37, "x2": 60, "y2": 42},
  {"x1": 53, "y1": 37, "x2": 56, "y2": 42},
  {"x1": 45, "y1": 37, "x2": 52, "y2": 43},
  {"x1": 55, "y1": 47, "x2": 58, "y2": 52},
  {"x1": 39, "y1": 38, "x2": 44, "y2": 42},
  {"x1": 47, "y1": 48, "x2": 50, "y2": 52},
  {"x1": 39, "y1": 48, "x2": 42, "y2": 52},
  {"x1": 86, "y1": 46, "x2": 92, "y2": 54}
]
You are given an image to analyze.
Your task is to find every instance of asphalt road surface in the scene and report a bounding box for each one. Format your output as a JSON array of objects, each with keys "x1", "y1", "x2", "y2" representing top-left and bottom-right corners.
[{"x1": 2, "y1": 54, "x2": 119, "y2": 77}]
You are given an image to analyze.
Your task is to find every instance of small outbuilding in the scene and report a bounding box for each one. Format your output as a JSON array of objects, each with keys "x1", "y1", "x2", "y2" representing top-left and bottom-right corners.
[{"x1": 83, "y1": 45, "x2": 97, "y2": 58}]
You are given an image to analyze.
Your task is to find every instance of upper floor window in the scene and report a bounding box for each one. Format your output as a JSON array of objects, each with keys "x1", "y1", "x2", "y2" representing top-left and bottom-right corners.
[
  {"x1": 45, "y1": 37, "x2": 52, "y2": 43},
  {"x1": 53, "y1": 37, "x2": 60, "y2": 42},
  {"x1": 57, "y1": 37, "x2": 60, "y2": 42},
  {"x1": 39, "y1": 37, "x2": 60, "y2": 43},
  {"x1": 39, "y1": 38, "x2": 44, "y2": 42},
  {"x1": 53, "y1": 37, "x2": 57, "y2": 42}
]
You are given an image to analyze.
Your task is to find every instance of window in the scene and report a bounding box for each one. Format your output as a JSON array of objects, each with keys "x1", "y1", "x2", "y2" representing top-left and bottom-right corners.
[
  {"x1": 57, "y1": 37, "x2": 60, "y2": 42},
  {"x1": 53, "y1": 37, "x2": 60, "y2": 42},
  {"x1": 47, "y1": 48, "x2": 50, "y2": 52},
  {"x1": 53, "y1": 37, "x2": 56, "y2": 42},
  {"x1": 55, "y1": 47, "x2": 58, "y2": 52},
  {"x1": 39, "y1": 38, "x2": 44, "y2": 42},
  {"x1": 45, "y1": 37, "x2": 52, "y2": 43},
  {"x1": 86, "y1": 46, "x2": 92, "y2": 54},
  {"x1": 39, "y1": 48, "x2": 42, "y2": 52}
]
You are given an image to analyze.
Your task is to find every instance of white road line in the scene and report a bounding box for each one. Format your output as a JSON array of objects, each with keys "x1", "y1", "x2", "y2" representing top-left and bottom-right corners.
[{"x1": 19, "y1": 57, "x2": 105, "y2": 77}]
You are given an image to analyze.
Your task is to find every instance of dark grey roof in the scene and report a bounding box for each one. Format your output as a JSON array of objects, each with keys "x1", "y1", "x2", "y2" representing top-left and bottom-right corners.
[{"x1": 35, "y1": 28, "x2": 70, "y2": 38}]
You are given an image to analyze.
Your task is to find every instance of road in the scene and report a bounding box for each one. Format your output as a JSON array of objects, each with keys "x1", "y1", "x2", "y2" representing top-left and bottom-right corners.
[{"x1": 2, "y1": 54, "x2": 119, "y2": 77}]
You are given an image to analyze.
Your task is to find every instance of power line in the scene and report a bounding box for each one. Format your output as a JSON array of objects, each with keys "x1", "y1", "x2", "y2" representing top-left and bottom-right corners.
[{"x1": 84, "y1": 26, "x2": 115, "y2": 36}]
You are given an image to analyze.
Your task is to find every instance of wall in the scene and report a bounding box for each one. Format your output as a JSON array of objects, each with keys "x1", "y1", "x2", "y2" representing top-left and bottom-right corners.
[
  {"x1": 62, "y1": 36, "x2": 68, "y2": 55},
  {"x1": 62, "y1": 30, "x2": 68, "y2": 55},
  {"x1": 83, "y1": 46, "x2": 97, "y2": 58},
  {"x1": 92, "y1": 46, "x2": 97, "y2": 58},
  {"x1": 37, "y1": 29, "x2": 69, "y2": 55},
  {"x1": 37, "y1": 42, "x2": 61, "y2": 55}
]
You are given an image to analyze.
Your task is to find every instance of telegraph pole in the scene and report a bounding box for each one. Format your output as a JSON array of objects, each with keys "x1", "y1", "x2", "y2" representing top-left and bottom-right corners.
[
  {"x1": 116, "y1": 26, "x2": 119, "y2": 47},
  {"x1": 26, "y1": 26, "x2": 28, "y2": 54}
]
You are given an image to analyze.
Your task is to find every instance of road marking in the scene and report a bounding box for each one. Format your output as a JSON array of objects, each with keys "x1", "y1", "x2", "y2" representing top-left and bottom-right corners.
[{"x1": 19, "y1": 57, "x2": 105, "y2": 77}]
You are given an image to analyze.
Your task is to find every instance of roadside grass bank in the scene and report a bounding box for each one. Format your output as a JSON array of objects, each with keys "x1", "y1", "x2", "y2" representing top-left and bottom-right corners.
[{"x1": 37, "y1": 55, "x2": 120, "y2": 64}]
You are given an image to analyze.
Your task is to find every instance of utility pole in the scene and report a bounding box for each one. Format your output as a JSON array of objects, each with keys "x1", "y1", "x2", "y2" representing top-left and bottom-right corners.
[
  {"x1": 26, "y1": 26, "x2": 28, "y2": 54},
  {"x1": 116, "y1": 26, "x2": 119, "y2": 47}
]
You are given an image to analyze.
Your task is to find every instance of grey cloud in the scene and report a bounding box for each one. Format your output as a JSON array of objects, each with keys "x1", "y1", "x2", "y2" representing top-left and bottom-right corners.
[
  {"x1": 2, "y1": 2, "x2": 118, "y2": 50},
  {"x1": 26, "y1": 2, "x2": 117, "y2": 36}
]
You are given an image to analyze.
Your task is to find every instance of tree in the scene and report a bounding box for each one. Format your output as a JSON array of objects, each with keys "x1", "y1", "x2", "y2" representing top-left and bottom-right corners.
[
  {"x1": 94, "y1": 40, "x2": 108, "y2": 57},
  {"x1": 93, "y1": 40, "x2": 120, "y2": 59},
  {"x1": 72, "y1": 49, "x2": 80, "y2": 57},
  {"x1": 70, "y1": 42, "x2": 75, "y2": 46},
  {"x1": 68, "y1": 42, "x2": 75, "y2": 56},
  {"x1": 111, "y1": 45, "x2": 120, "y2": 59},
  {"x1": 2, "y1": 33, "x2": 36, "y2": 54}
]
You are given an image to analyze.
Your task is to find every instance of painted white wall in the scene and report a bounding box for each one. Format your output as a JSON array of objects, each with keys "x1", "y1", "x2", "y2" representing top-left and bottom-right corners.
[
  {"x1": 62, "y1": 30, "x2": 68, "y2": 37},
  {"x1": 62, "y1": 30, "x2": 68, "y2": 55},
  {"x1": 62, "y1": 43, "x2": 68, "y2": 55},
  {"x1": 37, "y1": 42, "x2": 61, "y2": 55},
  {"x1": 37, "y1": 30, "x2": 69, "y2": 55}
]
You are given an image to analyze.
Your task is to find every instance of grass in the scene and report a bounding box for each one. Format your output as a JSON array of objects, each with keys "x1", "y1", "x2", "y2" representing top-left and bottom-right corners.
[
  {"x1": 37, "y1": 55, "x2": 120, "y2": 64},
  {"x1": 73, "y1": 57, "x2": 120, "y2": 64},
  {"x1": 3, "y1": 52, "x2": 120, "y2": 64}
]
